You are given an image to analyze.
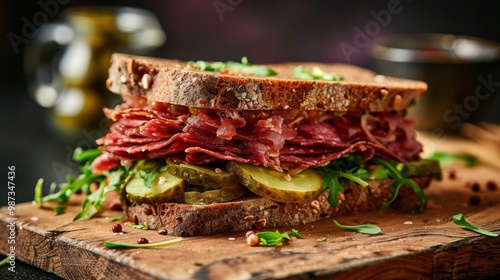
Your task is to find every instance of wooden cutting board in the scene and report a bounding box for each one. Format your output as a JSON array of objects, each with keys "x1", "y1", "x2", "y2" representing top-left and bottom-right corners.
[{"x1": 1, "y1": 144, "x2": 500, "y2": 279}]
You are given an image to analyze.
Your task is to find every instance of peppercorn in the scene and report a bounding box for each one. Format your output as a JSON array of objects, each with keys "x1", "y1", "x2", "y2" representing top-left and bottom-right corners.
[
  {"x1": 448, "y1": 169, "x2": 456, "y2": 180},
  {"x1": 137, "y1": 237, "x2": 149, "y2": 244},
  {"x1": 111, "y1": 224, "x2": 122, "y2": 233},
  {"x1": 487, "y1": 181, "x2": 498, "y2": 191},
  {"x1": 467, "y1": 181, "x2": 481, "y2": 192},
  {"x1": 469, "y1": 195, "x2": 481, "y2": 205},
  {"x1": 109, "y1": 201, "x2": 122, "y2": 211}
]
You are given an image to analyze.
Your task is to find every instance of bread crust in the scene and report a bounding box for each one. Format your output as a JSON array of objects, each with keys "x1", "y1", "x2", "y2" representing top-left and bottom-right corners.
[
  {"x1": 107, "y1": 53, "x2": 427, "y2": 112},
  {"x1": 125, "y1": 176, "x2": 432, "y2": 236}
]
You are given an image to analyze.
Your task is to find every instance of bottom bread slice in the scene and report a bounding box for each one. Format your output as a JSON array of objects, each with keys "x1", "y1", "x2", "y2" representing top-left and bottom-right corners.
[{"x1": 125, "y1": 177, "x2": 432, "y2": 236}]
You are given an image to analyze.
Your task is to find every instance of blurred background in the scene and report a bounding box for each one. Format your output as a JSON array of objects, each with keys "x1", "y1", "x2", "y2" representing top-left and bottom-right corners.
[{"x1": 1, "y1": 0, "x2": 500, "y2": 207}]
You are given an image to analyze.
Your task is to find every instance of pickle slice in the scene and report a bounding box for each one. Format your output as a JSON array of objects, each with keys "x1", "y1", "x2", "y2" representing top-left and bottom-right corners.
[
  {"x1": 398, "y1": 159, "x2": 442, "y2": 180},
  {"x1": 227, "y1": 162, "x2": 323, "y2": 203},
  {"x1": 166, "y1": 159, "x2": 239, "y2": 190},
  {"x1": 126, "y1": 170, "x2": 186, "y2": 204},
  {"x1": 184, "y1": 184, "x2": 248, "y2": 205}
]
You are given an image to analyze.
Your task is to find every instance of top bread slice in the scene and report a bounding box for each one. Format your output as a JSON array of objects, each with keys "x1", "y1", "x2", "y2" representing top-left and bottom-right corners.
[{"x1": 106, "y1": 53, "x2": 427, "y2": 112}]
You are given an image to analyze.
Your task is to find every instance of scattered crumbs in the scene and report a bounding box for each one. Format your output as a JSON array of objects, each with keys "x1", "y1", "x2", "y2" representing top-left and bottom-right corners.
[
  {"x1": 227, "y1": 237, "x2": 236, "y2": 241},
  {"x1": 436, "y1": 219, "x2": 441, "y2": 223},
  {"x1": 316, "y1": 237, "x2": 326, "y2": 242},
  {"x1": 283, "y1": 173, "x2": 292, "y2": 181},
  {"x1": 31, "y1": 217, "x2": 39, "y2": 221},
  {"x1": 460, "y1": 203, "x2": 468, "y2": 208},
  {"x1": 194, "y1": 262, "x2": 204, "y2": 267},
  {"x1": 404, "y1": 221, "x2": 413, "y2": 225},
  {"x1": 112, "y1": 232, "x2": 124, "y2": 236}
]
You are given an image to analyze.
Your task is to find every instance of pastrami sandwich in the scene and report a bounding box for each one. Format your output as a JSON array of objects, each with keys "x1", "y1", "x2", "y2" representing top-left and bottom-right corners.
[{"x1": 36, "y1": 54, "x2": 441, "y2": 236}]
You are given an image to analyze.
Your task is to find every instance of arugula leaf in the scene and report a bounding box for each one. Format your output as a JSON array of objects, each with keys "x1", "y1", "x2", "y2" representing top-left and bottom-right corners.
[
  {"x1": 379, "y1": 180, "x2": 405, "y2": 211},
  {"x1": 333, "y1": 220, "x2": 381, "y2": 235},
  {"x1": 187, "y1": 57, "x2": 277, "y2": 76},
  {"x1": 429, "y1": 151, "x2": 478, "y2": 167},
  {"x1": 104, "y1": 238, "x2": 183, "y2": 249},
  {"x1": 316, "y1": 155, "x2": 369, "y2": 208},
  {"x1": 290, "y1": 229, "x2": 302, "y2": 239},
  {"x1": 33, "y1": 178, "x2": 44, "y2": 205},
  {"x1": 316, "y1": 237, "x2": 326, "y2": 242},
  {"x1": 317, "y1": 168, "x2": 342, "y2": 207},
  {"x1": 73, "y1": 147, "x2": 102, "y2": 162},
  {"x1": 291, "y1": 65, "x2": 344, "y2": 81},
  {"x1": 125, "y1": 222, "x2": 149, "y2": 230},
  {"x1": 452, "y1": 214, "x2": 499, "y2": 237},
  {"x1": 0, "y1": 256, "x2": 9, "y2": 267},
  {"x1": 255, "y1": 229, "x2": 301, "y2": 246},
  {"x1": 110, "y1": 215, "x2": 126, "y2": 222},
  {"x1": 54, "y1": 205, "x2": 66, "y2": 216},
  {"x1": 316, "y1": 155, "x2": 429, "y2": 214},
  {"x1": 256, "y1": 231, "x2": 284, "y2": 246},
  {"x1": 139, "y1": 161, "x2": 167, "y2": 188},
  {"x1": 371, "y1": 157, "x2": 426, "y2": 213},
  {"x1": 35, "y1": 148, "x2": 144, "y2": 219}
]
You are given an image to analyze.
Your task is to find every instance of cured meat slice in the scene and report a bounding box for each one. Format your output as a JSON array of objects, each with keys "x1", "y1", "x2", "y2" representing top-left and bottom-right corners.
[{"x1": 94, "y1": 99, "x2": 422, "y2": 173}]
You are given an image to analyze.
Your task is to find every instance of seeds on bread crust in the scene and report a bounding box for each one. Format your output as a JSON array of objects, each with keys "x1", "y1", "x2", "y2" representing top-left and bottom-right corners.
[
  {"x1": 142, "y1": 73, "x2": 152, "y2": 89},
  {"x1": 107, "y1": 53, "x2": 427, "y2": 112}
]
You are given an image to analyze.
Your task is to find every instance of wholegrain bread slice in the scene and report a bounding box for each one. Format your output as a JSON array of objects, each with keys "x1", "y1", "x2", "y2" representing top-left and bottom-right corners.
[
  {"x1": 107, "y1": 53, "x2": 427, "y2": 112},
  {"x1": 126, "y1": 176, "x2": 432, "y2": 236}
]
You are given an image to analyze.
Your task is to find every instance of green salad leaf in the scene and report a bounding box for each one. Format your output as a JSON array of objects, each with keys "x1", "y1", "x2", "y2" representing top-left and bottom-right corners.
[
  {"x1": 124, "y1": 222, "x2": 149, "y2": 230},
  {"x1": 139, "y1": 160, "x2": 167, "y2": 188},
  {"x1": 33, "y1": 148, "x2": 144, "y2": 219},
  {"x1": 255, "y1": 229, "x2": 302, "y2": 246},
  {"x1": 188, "y1": 57, "x2": 277, "y2": 76},
  {"x1": 429, "y1": 151, "x2": 478, "y2": 167},
  {"x1": 333, "y1": 220, "x2": 381, "y2": 235},
  {"x1": 371, "y1": 157, "x2": 426, "y2": 214},
  {"x1": 316, "y1": 155, "x2": 429, "y2": 214},
  {"x1": 0, "y1": 256, "x2": 9, "y2": 267},
  {"x1": 110, "y1": 215, "x2": 126, "y2": 222},
  {"x1": 291, "y1": 65, "x2": 344, "y2": 81},
  {"x1": 105, "y1": 238, "x2": 183, "y2": 249},
  {"x1": 452, "y1": 214, "x2": 498, "y2": 237}
]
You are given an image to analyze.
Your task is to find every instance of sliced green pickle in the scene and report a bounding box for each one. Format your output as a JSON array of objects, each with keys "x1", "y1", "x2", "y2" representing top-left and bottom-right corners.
[
  {"x1": 166, "y1": 159, "x2": 238, "y2": 190},
  {"x1": 184, "y1": 184, "x2": 248, "y2": 205},
  {"x1": 227, "y1": 162, "x2": 323, "y2": 203},
  {"x1": 126, "y1": 170, "x2": 186, "y2": 204},
  {"x1": 398, "y1": 159, "x2": 442, "y2": 180}
]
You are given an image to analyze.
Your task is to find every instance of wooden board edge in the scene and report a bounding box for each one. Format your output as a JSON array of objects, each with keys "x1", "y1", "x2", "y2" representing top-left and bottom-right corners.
[
  {"x1": 0, "y1": 218, "x2": 158, "y2": 280},
  {"x1": 316, "y1": 237, "x2": 500, "y2": 279}
]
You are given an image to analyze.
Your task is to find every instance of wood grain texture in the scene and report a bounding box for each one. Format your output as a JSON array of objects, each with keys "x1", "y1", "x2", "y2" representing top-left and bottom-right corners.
[{"x1": 1, "y1": 145, "x2": 500, "y2": 279}]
